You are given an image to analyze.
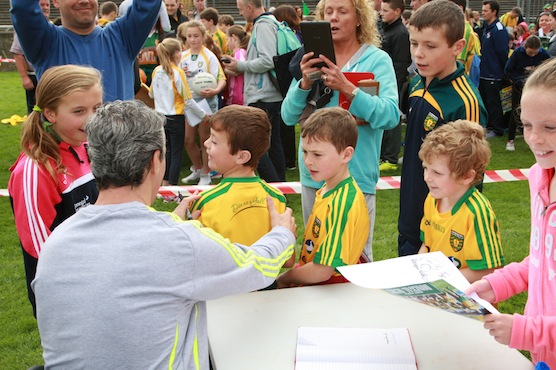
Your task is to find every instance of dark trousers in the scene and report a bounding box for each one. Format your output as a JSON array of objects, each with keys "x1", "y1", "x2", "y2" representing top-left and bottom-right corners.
[
  {"x1": 479, "y1": 78, "x2": 504, "y2": 136},
  {"x1": 281, "y1": 123, "x2": 296, "y2": 169},
  {"x1": 508, "y1": 80, "x2": 525, "y2": 141},
  {"x1": 164, "y1": 115, "x2": 185, "y2": 185},
  {"x1": 25, "y1": 74, "x2": 38, "y2": 115},
  {"x1": 249, "y1": 101, "x2": 286, "y2": 182},
  {"x1": 21, "y1": 245, "x2": 38, "y2": 317},
  {"x1": 380, "y1": 120, "x2": 402, "y2": 164},
  {"x1": 398, "y1": 234, "x2": 421, "y2": 257}
]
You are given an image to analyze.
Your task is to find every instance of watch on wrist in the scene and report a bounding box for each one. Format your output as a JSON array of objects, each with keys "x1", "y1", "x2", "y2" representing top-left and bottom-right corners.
[{"x1": 348, "y1": 87, "x2": 360, "y2": 101}]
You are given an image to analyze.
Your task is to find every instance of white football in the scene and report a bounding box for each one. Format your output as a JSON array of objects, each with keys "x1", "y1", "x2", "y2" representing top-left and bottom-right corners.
[{"x1": 191, "y1": 72, "x2": 217, "y2": 94}]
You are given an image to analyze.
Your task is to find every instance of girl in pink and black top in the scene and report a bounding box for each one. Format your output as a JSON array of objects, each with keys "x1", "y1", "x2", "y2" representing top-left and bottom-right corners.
[
  {"x1": 9, "y1": 65, "x2": 102, "y2": 317},
  {"x1": 225, "y1": 25, "x2": 249, "y2": 106},
  {"x1": 467, "y1": 57, "x2": 556, "y2": 369}
]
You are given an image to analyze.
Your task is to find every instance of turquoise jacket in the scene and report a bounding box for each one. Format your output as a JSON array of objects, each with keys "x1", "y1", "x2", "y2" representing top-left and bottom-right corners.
[{"x1": 281, "y1": 45, "x2": 399, "y2": 194}]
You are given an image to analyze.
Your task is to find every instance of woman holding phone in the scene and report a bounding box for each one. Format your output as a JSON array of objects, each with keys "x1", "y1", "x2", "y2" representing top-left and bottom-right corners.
[{"x1": 281, "y1": 0, "x2": 399, "y2": 263}]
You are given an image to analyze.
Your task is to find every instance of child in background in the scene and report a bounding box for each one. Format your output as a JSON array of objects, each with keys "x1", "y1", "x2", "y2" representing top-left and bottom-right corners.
[
  {"x1": 217, "y1": 14, "x2": 235, "y2": 36},
  {"x1": 503, "y1": 35, "x2": 550, "y2": 151},
  {"x1": 273, "y1": 4, "x2": 303, "y2": 43},
  {"x1": 398, "y1": 0, "x2": 487, "y2": 257},
  {"x1": 466, "y1": 57, "x2": 556, "y2": 369},
  {"x1": 276, "y1": 108, "x2": 370, "y2": 288},
  {"x1": 200, "y1": 7, "x2": 228, "y2": 55},
  {"x1": 225, "y1": 25, "x2": 248, "y2": 106},
  {"x1": 418, "y1": 120, "x2": 504, "y2": 283},
  {"x1": 150, "y1": 38, "x2": 208, "y2": 186},
  {"x1": 98, "y1": 1, "x2": 118, "y2": 27},
  {"x1": 203, "y1": 33, "x2": 227, "y2": 111},
  {"x1": 177, "y1": 21, "x2": 226, "y2": 185},
  {"x1": 8, "y1": 65, "x2": 102, "y2": 316},
  {"x1": 190, "y1": 105, "x2": 289, "y2": 253}
]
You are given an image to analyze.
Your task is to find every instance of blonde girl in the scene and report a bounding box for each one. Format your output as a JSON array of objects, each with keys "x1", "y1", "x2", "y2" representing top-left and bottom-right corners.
[
  {"x1": 8, "y1": 65, "x2": 102, "y2": 317},
  {"x1": 225, "y1": 25, "x2": 249, "y2": 106},
  {"x1": 176, "y1": 21, "x2": 227, "y2": 185},
  {"x1": 151, "y1": 38, "x2": 208, "y2": 186},
  {"x1": 467, "y1": 58, "x2": 556, "y2": 369}
]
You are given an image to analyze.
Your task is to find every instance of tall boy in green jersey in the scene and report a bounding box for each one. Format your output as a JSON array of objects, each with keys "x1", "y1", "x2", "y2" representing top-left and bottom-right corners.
[
  {"x1": 191, "y1": 105, "x2": 289, "y2": 253},
  {"x1": 418, "y1": 120, "x2": 504, "y2": 283},
  {"x1": 398, "y1": 0, "x2": 488, "y2": 257},
  {"x1": 277, "y1": 108, "x2": 370, "y2": 288}
]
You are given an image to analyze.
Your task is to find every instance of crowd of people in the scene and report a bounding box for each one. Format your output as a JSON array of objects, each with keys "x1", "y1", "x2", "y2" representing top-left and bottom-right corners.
[{"x1": 7, "y1": 0, "x2": 556, "y2": 368}]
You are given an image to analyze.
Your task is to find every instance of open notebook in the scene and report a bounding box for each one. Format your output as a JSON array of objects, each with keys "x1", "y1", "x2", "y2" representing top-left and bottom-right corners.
[{"x1": 295, "y1": 327, "x2": 417, "y2": 370}]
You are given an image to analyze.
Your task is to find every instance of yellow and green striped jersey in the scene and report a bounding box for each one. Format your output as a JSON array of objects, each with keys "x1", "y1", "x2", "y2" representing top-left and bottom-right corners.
[
  {"x1": 191, "y1": 177, "x2": 286, "y2": 246},
  {"x1": 300, "y1": 177, "x2": 370, "y2": 275},
  {"x1": 420, "y1": 187, "x2": 505, "y2": 270}
]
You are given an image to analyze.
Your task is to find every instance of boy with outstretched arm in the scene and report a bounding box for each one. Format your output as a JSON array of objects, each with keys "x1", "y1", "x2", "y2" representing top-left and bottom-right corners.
[{"x1": 276, "y1": 107, "x2": 370, "y2": 288}]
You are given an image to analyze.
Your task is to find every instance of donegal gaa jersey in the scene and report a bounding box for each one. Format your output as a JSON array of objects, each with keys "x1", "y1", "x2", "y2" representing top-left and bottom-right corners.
[
  {"x1": 179, "y1": 46, "x2": 226, "y2": 99},
  {"x1": 420, "y1": 187, "x2": 504, "y2": 271},
  {"x1": 191, "y1": 177, "x2": 286, "y2": 246},
  {"x1": 300, "y1": 177, "x2": 370, "y2": 276}
]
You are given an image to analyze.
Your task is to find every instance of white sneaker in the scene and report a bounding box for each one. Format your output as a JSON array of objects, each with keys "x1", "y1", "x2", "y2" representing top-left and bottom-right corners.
[
  {"x1": 181, "y1": 169, "x2": 201, "y2": 183},
  {"x1": 506, "y1": 140, "x2": 515, "y2": 151},
  {"x1": 198, "y1": 174, "x2": 212, "y2": 185}
]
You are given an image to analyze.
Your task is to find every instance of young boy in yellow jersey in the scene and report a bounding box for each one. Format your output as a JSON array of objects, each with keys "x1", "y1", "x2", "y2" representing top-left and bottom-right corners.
[
  {"x1": 200, "y1": 7, "x2": 229, "y2": 54},
  {"x1": 418, "y1": 120, "x2": 505, "y2": 283},
  {"x1": 276, "y1": 108, "x2": 370, "y2": 288},
  {"x1": 190, "y1": 105, "x2": 290, "y2": 257}
]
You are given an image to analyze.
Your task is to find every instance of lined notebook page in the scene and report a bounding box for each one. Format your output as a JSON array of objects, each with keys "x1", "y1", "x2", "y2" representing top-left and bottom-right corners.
[{"x1": 295, "y1": 327, "x2": 417, "y2": 370}]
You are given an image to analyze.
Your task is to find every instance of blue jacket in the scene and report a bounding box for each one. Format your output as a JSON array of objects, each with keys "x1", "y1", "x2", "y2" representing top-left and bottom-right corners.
[
  {"x1": 480, "y1": 19, "x2": 509, "y2": 80},
  {"x1": 11, "y1": 0, "x2": 161, "y2": 101},
  {"x1": 504, "y1": 46, "x2": 551, "y2": 83},
  {"x1": 281, "y1": 45, "x2": 399, "y2": 194}
]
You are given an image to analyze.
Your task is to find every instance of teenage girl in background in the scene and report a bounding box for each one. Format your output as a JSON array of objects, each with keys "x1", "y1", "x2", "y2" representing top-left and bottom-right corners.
[
  {"x1": 151, "y1": 38, "x2": 208, "y2": 187},
  {"x1": 9, "y1": 65, "x2": 102, "y2": 317},
  {"x1": 176, "y1": 21, "x2": 226, "y2": 185}
]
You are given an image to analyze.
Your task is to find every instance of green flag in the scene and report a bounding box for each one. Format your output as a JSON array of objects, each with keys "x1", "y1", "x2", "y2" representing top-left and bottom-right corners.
[{"x1": 302, "y1": 1, "x2": 311, "y2": 16}]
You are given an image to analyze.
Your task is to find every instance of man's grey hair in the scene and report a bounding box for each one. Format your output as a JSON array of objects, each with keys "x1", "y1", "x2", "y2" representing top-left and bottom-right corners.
[{"x1": 85, "y1": 100, "x2": 166, "y2": 190}]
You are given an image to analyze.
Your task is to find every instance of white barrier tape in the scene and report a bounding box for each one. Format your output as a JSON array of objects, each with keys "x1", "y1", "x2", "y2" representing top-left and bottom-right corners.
[{"x1": 0, "y1": 168, "x2": 531, "y2": 198}]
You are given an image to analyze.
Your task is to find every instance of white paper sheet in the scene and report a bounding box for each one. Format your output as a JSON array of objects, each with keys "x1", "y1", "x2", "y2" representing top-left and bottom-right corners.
[{"x1": 338, "y1": 252, "x2": 499, "y2": 314}]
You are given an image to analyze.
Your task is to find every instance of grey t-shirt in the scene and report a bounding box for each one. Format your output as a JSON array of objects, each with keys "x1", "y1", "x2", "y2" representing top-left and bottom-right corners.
[
  {"x1": 10, "y1": 32, "x2": 34, "y2": 73},
  {"x1": 33, "y1": 201, "x2": 294, "y2": 369}
]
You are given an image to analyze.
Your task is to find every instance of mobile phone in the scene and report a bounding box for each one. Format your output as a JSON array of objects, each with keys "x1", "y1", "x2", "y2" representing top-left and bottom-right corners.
[
  {"x1": 220, "y1": 57, "x2": 231, "y2": 64},
  {"x1": 300, "y1": 21, "x2": 336, "y2": 68}
]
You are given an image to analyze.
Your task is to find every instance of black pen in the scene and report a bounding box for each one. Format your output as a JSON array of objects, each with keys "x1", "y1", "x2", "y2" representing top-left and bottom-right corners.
[{"x1": 178, "y1": 191, "x2": 193, "y2": 220}]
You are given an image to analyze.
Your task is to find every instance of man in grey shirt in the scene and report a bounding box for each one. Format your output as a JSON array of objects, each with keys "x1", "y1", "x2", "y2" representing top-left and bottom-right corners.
[{"x1": 32, "y1": 100, "x2": 296, "y2": 369}]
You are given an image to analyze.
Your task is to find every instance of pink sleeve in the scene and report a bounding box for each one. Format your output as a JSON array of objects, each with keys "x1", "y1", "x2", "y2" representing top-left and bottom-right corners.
[
  {"x1": 235, "y1": 48, "x2": 247, "y2": 62},
  {"x1": 484, "y1": 257, "x2": 529, "y2": 302},
  {"x1": 8, "y1": 155, "x2": 61, "y2": 258},
  {"x1": 510, "y1": 313, "x2": 556, "y2": 355}
]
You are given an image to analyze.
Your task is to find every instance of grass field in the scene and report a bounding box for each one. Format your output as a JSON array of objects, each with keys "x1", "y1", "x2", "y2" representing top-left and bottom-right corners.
[{"x1": 0, "y1": 71, "x2": 536, "y2": 368}]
